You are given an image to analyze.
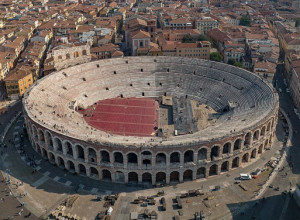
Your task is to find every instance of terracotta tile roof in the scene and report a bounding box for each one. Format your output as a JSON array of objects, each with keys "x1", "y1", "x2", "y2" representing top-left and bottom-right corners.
[{"x1": 132, "y1": 30, "x2": 150, "y2": 39}]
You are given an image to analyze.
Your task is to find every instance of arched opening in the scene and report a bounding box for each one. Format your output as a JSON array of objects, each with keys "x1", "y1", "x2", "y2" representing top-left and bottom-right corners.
[
  {"x1": 128, "y1": 172, "x2": 138, "y2": 183},
  {"x1": 267, "y1": 122, "x2": 271, "y2": 132},
  {"x1": 261, "y1": 126, "x2": 266, "y2": 136},
  {"x1": 170, "y1": 171, "x2": 180, "y2": 183},
  {"x1": 66, "y1": 53, "x2": 70, "y2": 59},
  {"x1": 65, "y1": 142, "x2": 73, "y2": 157},
  {"x1": 67, "y1": 160, "x2": 75, "y2": 172},
  {"x1": 156, "y1": 153, "x2": 166, "y2": 165},
  {"x1": 198, "y1": 148, "x2": 207, "y2": 160},
  {"x1": 57, "y1": 156, "x2": 65, "y2": 168},
  {"x1": 88, "y1": 148, "x2": 97, "y2": 163},
  {"x1": 37, "y1": 145, "x2": 42, "y2": 155},
  {"x1": 142, "y1": 151, "x2": 152, "y2": 156},
  {"x1": 102, "y1": 169, "x2": 111, "y2": 181},
  {"x1": 170, "y1": 152, "x2": 180, "y2": 163},
  {"x1": 223, "y1": 143, "x2": 231, "y2": 154},
  {"x1": 244, "y1": 132, "x2": 251, "y2": 146},
  {"x1": 242, "y1": 153, "x2": 249, "y2": 163},
  {"x1": 32, "y1": 126, "x2": 38, "y2": 140},
  {"x1": 142, "y1": 173, "x2": 152, "y2": 184},
  {"x1": 45, "y1": 131, "x2": 53, "y2": 149},
  {"x1": 127, "y1": 153, "x2": 138, "y2": 164},
  {"x1": 253, "y1": 130, "x2": 259, "y2": 141},
  {"x1": 115, "y1": 171, "x2": 125, "y2": 183},
  {"x1": 41, "y1": 148, "x2": 47, "y2": 159},
  {"x1": 114, "y1": 152, "x2": 123, "y2": 164},
  {"x1": 184, "y1": 150, "x2": 194, "y2": 163},
  {"x1": 264, "y1": 139, "x2": 269, "y2": 149},
  {"x1": 38, "y1": 130, "x2": 45, "y2": 142},
  {"x1": 258, "y1": 144, "x2": 263, "y2": 154},
  {"x1": 183, "y1": 169, "x2": 193, "y2": 181},
  {"x1": 142, "y1": 159, "x2": 151, "y2": 166},
  {"x1": 76, "y1": 145, "x2": 85, "y2": 160},
  {"x1": 49, "y1": 152, "x2": 55, "y2": 163},
  {"x1": 156, "y1": 172, "x2": 166, "y2": 183},
  {"x1": 251, "y1": 148, "x2": 257, "y2": 159},
  {"x1": 82, "y1": 50, "x2": 87, "y2": 56},
  {"x1": 232, "y1": 157, "x2": 239, "y2": 168},
  {"x1": 90, "y1": 167, "x2": 99, "y2": 179},
  {"x1": 234, "y1": 139, "x2": 242, "y2": 151},
  {"x1": 209, "y1": 164, "x2": 218, "y2": 176},
  {"x1": 54, "y1": 138, "x2": 63, "y2": 152},
  {"x1": 78, "y1": 164, "x2": 86, "y2": 175},
  {"x1": 101, "y1": 150, "x2": 110, "y2": 163},
  {"x1": 210, "y1": 146, "x2": 220, "y2": 161},
  {"x1": 141, "y1": 151, "x2": 152, "y2": 167},
  {"x1": 221, "y1": 161, "x2": 229, "y2": 172},
  {"x1": 197, "y1": 167, "x2": 206, "y2": 178}
]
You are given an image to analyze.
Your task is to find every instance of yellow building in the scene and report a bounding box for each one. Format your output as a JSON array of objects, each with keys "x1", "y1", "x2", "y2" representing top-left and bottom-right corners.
[
  {"x1": 4, "y1": 65, "x2": 34, "y2": 97},
  {"x1": 196, "y1": 17, "x2": 219, "y2": 35},
  {"x1": 176, "y1": 41, "x2": 211, "y2": 60}
]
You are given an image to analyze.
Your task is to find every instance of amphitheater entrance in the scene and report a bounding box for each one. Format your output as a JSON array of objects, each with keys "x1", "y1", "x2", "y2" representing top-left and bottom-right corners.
[
  {"x1": 221, "y1": 161, "x2": 229, "y2": 172},
  {"x1": 128, "y1": 172, "x2": 138, "y2": 183},
  {"x1": 211, "y1": 146, "x2": 219, "y2": 161},
  {"x1": 197, "y1": 167, "x2": 206, "y2": 178},
  {"x1": 142, "y1": 173, "x2": 152, "y2": 184},
  {"x1": 102, "y1": 170, "x2": 112, "y2": 181},
  {"x1": 67, "y1": 161, "x2": 75, "y2": 172},
  {"x1": 242, "y1": 153, "x2": 249, "y2": 163},
  {"x1": 156, "y1": 172, "x2": 166, "y2": 184},
  {"x1": 251, "y1": 149, "x2": 257, "y2": 159},
  {"x1": 209, "y1": 164, "x2": 218, "y2": 176},
  {"x1": 184, "y1": 151, "x2": 194, "y2": 163},
  {"x1": 183, "y1": 169, "x2": 193, "y2": 181},
  {"x1": 101, "y1": 151, "x2": 110, "y2": 163},
  {"x1": 90, "y1": 167, "x2": 99, "y2": 179},
  {"x1": 78, "y1": 164, "x2": 86, "y2": 176},
  {"x1": 66, "y1": 142, "x2": 73, "y2": 157},
  {"x1": 198, "y1": 148, "x2": 207, "y2": 161},
  {"x1": 170, "y1": 152, "x2": 180, "y2": 164},
  {"x1": 57, "y1": 157, "x2": 65, "y2": 169},
  {"x1": 170, "y1": 171, "x2": 180, "y2": 183},
  {"x1": 115, "y1": 171, "x2": 125, "y2": 183},
  {"x1": 232, "y1": 157, "x2": 239, "y2": 168}
]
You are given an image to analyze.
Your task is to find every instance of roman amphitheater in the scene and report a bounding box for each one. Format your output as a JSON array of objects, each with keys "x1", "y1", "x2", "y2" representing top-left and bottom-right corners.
[{"x1": 22, "y1": 56, "x2": 279, "y2": 185}]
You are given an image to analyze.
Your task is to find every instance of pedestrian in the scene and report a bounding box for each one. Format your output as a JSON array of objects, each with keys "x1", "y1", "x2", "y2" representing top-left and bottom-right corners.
[
  {"x1": 9, "y1": 191, "x2": 12, "y2": 196},
  {"x1": 21, "y1": 202, "x2": 25, "y2": 206}
]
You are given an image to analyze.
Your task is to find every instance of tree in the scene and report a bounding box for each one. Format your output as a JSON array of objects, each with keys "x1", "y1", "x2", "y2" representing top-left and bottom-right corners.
[
  {"x1": 228, "y1": 58, "x2": 243, "y2": 68},
  {"x1": 296, "y1": 18, "x2": 300, "y2": 27},
  {"x1": 210, "y1": 52, "x2": 222, "y2": 62},
  {"x1": 228, "y1": 58, "x2": 235, "y2": 65},
  {"x1": 240, "y1": 15, "x2": 251, "y2": 27},
  {"x1": 182, "y1": 35, "x2": 196, "y2": 43},
  {"x1": 197, "y1": 35, "x2": 210, "y2": 41}
]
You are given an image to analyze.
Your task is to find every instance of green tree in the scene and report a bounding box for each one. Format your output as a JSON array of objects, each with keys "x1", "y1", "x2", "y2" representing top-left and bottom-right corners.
[
  {"x1": 240, "y1": 15, "x2": 251, "y2": 26},
  {"x1": 228, "y1": 58, "x2": 235, "y2": 65},
  {"x1": 182, "y1": 35, "x2": 196, "y2": 43},
  {"x1": 228, "y1": 58, "x2": 243, "y2": 68},
  {"x1": 210, "y1": 52, "x2": 222, "y2": 62},
  {"x1": 197, "y1": 35, "x2": 210, "y2": 41}
]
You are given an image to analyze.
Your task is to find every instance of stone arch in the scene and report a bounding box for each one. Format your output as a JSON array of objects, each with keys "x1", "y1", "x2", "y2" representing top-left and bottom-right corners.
[
  {"x1": 221, "y1": 161, "x2": 229, "y2": 172},
  {"x1": 183, "y1": 169, "x2": 193, "y2": 181},
  {"x1": 100, "y1": 150, "x2": 110, "y2": 163},
  {"x1": 78, "y1": 164, "x2": 86, "y2": 175},
  {"x1": 114, "y1": 152, "x2": 123, "y2": 164},
  {"x1": 115, "y1": 171, "x2": 125, "y2": 183},
  {"x1": 76, "y1": 144, "x2": 85, "y2": 160},
  {"x1": 48, "y1": 152, "x2": 55, "y2": 163},
  {"x1": 198, "y1": 148, "x2": 207, "y2": 160},
  {"x1": 209, "y1": 164, "x2": 218, "y2": 176},
  {"x1": 142, "y1": 172, "x2": 152, "y2": 184},
  {"x1": 223, "y1": 142, "x2": 231, "y2": 154},
  {"x1": 102, "y1": 169, "x2": 111, "y2": 181},
  {"x1": 234, "y1": 139, "x2": 242, "y2": 151},
  {"x1": 64, "y1": 141, "x2": 73, "y2": 157},
  {"x1": 41, "y1": 148, "x2": 47, "y2": 159},
  {"x1": 210, "y1": 145, "x2": 220, "y2": 161},
  {"x1": 37, "y1": 144, "x2": 42, "y2": 155},
  {"x1": 242, "y1": 153, "x2": 249, "y2": 163},
  {"x1": 90, "y1": 167, "x2": 99, "y2": 179},
  {"x1": 253, "y1": 130, "x2": 260, "y2": 141},
  {"x1": 261, "y1": 126, "x2": 266, "y2": 136},
  {"x1": 32, "y1": 125, "x2": 38, "y2": 140},
  {"x1": 57, "y1": 156, "x2": 65, "y2": 168},
  {"x1": 88, "y1": 147, "x2": 97, "y2": 163},
  {"x1": 232, "y1": 157, "x2": 239, "y2": 168},
  {"x1": 170, "y1": 152, "x2": 180, "y2": 163},
  {"x1": 244, "y1": 132, "x2": 252, "y2": 146},
  {"x1": 197, "y1": 167, "x2": 206, "y2": 178},
  {"x1": 54, "y1": 137, "x2": 63, "y2": 152},
  {"x1": 258, "y1": 144, "x2": 263, "y2": 154},
  {"x1": 170, "y1": 171, "x2": 180, "y2": 182},
  {"x1": 156, "y1": 172, "x2": 166, "y2": 183},
  {"x1": 184, "y1": 150, "x2": 194, "y2": 163},
  {"x1": 141, "y1": 151, "x2": 152, "y2": 166},
  {"x1": 267, "y1": 122, "x2": 271, "y2": 132},
  {"x1": 251, "y1": 148, "x2": 257, "y2": 159},
  {"x1": 67, "y1": 160, "x2": 75, "y2": 171},
  {"x1": 38, "y1": 129, "x2": 45, "y2": 143},
  {"x1": 45, "y1": 131, "x2": 53, "y2": 150},
  {"x1": 156, "y1": 152, "x2": 166, "y2": 165},
  {"x1": 264, "y1": 139, "x2": 269, "y2": 149},
  {"x1": 127, "y1": 152, "x2": 138, "y2": 164},
  {"x1": 128, "y1": 172, "x2": 138, "y2": 183}
]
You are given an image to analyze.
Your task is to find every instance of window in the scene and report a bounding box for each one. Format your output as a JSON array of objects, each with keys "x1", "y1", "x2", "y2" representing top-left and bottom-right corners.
[
  {"x1": 82, "y1": 50, "x2": 87, "y2": 56},
  {"x1": 139, "y1": 41, "x2": 144, "y2": 47},
  {"x1": 66, "y1": 53, "x2": 70, "y2": 59}
]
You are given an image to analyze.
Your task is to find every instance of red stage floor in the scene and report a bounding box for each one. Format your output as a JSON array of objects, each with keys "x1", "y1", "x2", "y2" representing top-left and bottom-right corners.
[{"x1": 82, "y1": 97, "x2": 159, "y2": 137}]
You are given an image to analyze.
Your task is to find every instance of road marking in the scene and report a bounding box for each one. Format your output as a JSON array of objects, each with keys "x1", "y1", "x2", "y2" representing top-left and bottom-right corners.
[
  {"x1": 91, "y1": 188, "x2": 98, "y2": 194},
  {"x1": 65, "y1": 181, "x2": 72, "y2": 186},
  {"x1": 32, "y1": 175, "x2": 49, "y2": 187},
  {"x1": 53, "y1": 176, "x2": 60, "y2": 181},
  {"x1": 44, "y1": 171, "x2": 50, "y2": 176}
]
